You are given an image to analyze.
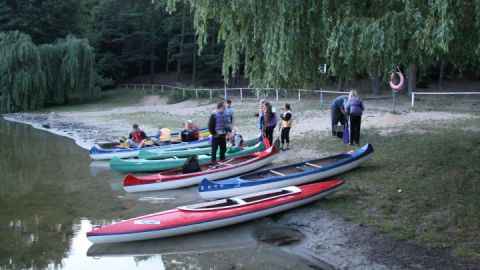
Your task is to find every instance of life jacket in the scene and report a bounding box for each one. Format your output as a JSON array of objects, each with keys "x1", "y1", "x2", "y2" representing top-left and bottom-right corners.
[
  {"x1": 159, "y1": 128, "x2": 171, "y2": 142},
  {"x1": 130, "y1": 129, "x2": 145, "y2": 143},
  {"x1": 281, "y1": 110, "x2": 293, "y2": 128},
  {"x1": 214, "y1": 111, "x2": 228, "y2": 134},
  {"x1": 348, "y1": 97, "x2": 363, "y2": 116},
  {"x1": 262, "y1": 111, "x2": 277, "y2": 127},
  {"x1": 187, "y1": 123, "x2": 199, "y2": 139}
]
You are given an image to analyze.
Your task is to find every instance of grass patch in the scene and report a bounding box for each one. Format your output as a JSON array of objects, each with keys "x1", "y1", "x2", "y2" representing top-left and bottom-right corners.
[
  {"x1": 37, "y1": 88, "x2": 151, "y2": 113},
  {"x1": 295, "y1": 118, "x2": 480, "y2": 259}
]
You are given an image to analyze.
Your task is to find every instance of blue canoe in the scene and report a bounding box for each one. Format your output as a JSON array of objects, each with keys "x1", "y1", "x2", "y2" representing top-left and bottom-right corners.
[
  {"x1": 89, "y1": 136, "x2": 211, "y2": 160},
  {"x1": 198, "y1": 143, "x2": 374, "y2": 200}
]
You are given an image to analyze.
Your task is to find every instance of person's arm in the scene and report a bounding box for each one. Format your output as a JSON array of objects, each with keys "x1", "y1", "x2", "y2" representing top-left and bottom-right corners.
[
  {"x1": 140, "y1": 131, "x2": 147, "y2": 140},
  {"x1": 208, "y1": 114, "x2": 216, "y2": 136},
  {"x1": 128, "y1": 132, "x2": 133, "y2": 139},
  {"x1": 233, "y1": 135, "x2": 242, "y2": 148},
  {"x1": 282, "y1": 112, "x2": 292, "y2": 121},
  {"x1": 361, "y1": 101, "x2": 365, "y2": 111}
]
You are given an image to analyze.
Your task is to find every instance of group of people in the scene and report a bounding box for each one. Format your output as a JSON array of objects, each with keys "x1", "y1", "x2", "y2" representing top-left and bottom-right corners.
[
  {"x1": 331, "y1": 90, "x2": 365, "y2": 146},
  {"x1": 124, "y1": 120, "x2": 202, "y2": 149},
  {"x1": 124, "y1": 90, "x2": 364, "y2": 162}
]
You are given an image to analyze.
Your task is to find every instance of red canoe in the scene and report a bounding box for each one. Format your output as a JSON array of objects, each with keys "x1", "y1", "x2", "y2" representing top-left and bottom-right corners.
[
  {"x1": 87, "y1": 180, "x2": 345, "y2": 244},
  {"x1": 123, "y1": 144, "x2": 279, "y2": 192}
]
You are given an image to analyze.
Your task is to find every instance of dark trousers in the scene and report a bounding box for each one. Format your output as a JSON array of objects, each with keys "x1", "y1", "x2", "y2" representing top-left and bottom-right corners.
[
  {"x1": 211, "y1": 134, "x2": 226, "y2": 162},
  {"x1": 349, "y1": 115, "x2": 361, "y2": 145},
  {"x1": 281, "y1": 127, "x2": 290, "y2": 144},
  {"x1": 331, "y1": 107, "x2": 346, "y2": 137},
  {"x1": 264, "y1": 125, "x2": 275, "y2": 146}
]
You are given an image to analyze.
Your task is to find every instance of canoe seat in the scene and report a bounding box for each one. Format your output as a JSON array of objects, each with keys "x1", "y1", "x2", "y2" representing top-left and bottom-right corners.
[
  {"x1": 305, "y1": 162, "x2": 321, "y2": 168},
  {"x1": 270, "y1": 170, "x2": 285, "y2": 176}
]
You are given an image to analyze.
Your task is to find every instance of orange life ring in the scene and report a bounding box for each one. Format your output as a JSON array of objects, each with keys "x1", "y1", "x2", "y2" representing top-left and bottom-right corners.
[{"x1": 389, "y1": 72, "x2": 404, "y2": 92}]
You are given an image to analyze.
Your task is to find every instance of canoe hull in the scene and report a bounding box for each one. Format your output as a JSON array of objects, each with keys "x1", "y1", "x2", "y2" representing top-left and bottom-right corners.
[
  {"x1": 87, "y1": 181, "x2": 344, "y2": 244},
  {"x1": 123, "y1": 149, "x2": 277, "y2": 192},
  {"x1": 110, "y1": 142, "x2": 266, "y2": 173},
  {"x1": 89, "y1": 137, "x2": 210, "y2": 160},
  {"x1": 199, "y1": 144, "x2": 373, "y2": 200}
]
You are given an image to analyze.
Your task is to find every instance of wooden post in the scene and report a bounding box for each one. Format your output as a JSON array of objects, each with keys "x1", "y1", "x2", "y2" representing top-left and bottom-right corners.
[
  {"x1": 209, "y1": 89, "x2": 212, "y2": 100},
  {"x1": 276, "y1": 89, "x2": 279, "y2": 101},
  {"x1": 240, "y1": 88, "x2": 243, "y2": 101},
  {"x1": 134, "y1": 84, "x2": 137, "y2": 90},
  {"x1": 256, "y1": 89, "x2": 259, "y2": 99},
  {"x1": 182, "y1": 88, "x2": 185, "y2": 99},
  {"x1": 411, "y1": 93, "x2": 415, "y2": 107},
  {"x1": 196, "y1": 89, "x2": 198, "y2": 99},
  {"x1": 224, "y1": 88, "x2": 227, "y2": 100},
  {"x1": 161, "y1": 85, "x2": 164, "y2": 93},
  {"x1": 320, "y1": 91, "x2": 323, "y2": 105},
  {"x1": 298, "y1": 90, "x2": 301, "y2": 101}
]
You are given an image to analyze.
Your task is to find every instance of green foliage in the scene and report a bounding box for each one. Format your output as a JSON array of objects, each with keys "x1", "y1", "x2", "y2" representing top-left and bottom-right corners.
[
  {"x1": 0, "y1": 31, "x2": 99, "y2": 112},
  {"x1": 40, "y1": 36, "x2": 98, "y2": 105},
  {"x1": 0, "y1": 31, "x2": 45, "y2": 112},
  {"x1": 182, "y1": 0, "x2": 480, "y2": 88}
]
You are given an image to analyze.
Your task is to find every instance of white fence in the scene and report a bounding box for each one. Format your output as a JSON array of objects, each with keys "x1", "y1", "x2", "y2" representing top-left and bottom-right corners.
[
  {"x1": 411, "y1": 91, "x2": 480, "y2": 107},
  {"x1": 119, "y1": 84, "x2": 348, "y2": 105}
]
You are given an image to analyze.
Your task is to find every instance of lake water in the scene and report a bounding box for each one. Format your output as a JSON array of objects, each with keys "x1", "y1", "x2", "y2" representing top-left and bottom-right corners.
[{"x1": 0, "y1": 119, "x2": 321, "y2": 270}]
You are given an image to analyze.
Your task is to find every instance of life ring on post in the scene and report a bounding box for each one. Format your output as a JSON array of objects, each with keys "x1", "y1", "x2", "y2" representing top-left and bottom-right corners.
[{"x1": 389, "y1": 72, "x2": 404, "y2": 92}]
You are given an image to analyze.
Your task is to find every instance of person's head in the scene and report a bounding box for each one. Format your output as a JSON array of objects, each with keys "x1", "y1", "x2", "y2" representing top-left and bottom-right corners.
[
  {"x1": 349, "y1": 90, "x2": 358, "y2": 100},
  {"x1": 217, "y1": 101, "x2": 226, "y2": 112},
  {"x1": 185, "y1": 120, "x2": 192, "y2": 128},
  {"x1": 264, "y1": 102, "x2": 273, "y2": 121},
  {"x1": 226, "y1": 99, "x2": 232, "y2": 108},
  {"x1": 132, "y1": 123, "x2": 139, "y2": 132},
  {"x1": 259, "y1": 99, "x2": 266, "y2": 106},
  {"x1": 226, "y1": 132, "x2": 234, "y2": 141},
  {"x1": 283, "y1": 103, "x2": 291, "y2": 111}
]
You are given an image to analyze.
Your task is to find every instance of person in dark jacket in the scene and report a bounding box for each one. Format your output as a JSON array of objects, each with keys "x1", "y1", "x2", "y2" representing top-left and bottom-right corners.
[
  {"x1": 208, "y1": 101, "x2": 228, "y2": 162},
  {"x1": 330, "y1": 95, "x2": 348, "y2": 137},
  {"x1": 345, "y1": 90, "x2": 364, "y2": 146}
]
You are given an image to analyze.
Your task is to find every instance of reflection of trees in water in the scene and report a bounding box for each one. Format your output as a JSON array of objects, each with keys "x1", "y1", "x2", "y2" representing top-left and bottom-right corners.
[{"x1": 0, "y1": 120, "x2": 125, "y2": 269}]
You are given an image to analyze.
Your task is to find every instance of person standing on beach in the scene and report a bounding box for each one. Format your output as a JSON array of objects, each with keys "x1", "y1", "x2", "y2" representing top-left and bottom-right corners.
[
  {"x1": 280, "y1": 103, "x2": 293, "y2": 150},
  {"x1": 345, "y1": 90, "x2": 364, "y2": 146},
  {"x1": 259, "y1": 102, "x2": 277, "y2": 147},
  {"x1": 208, "y1": 101, "x2": 228, "y2": 162},
  {"x1": 225, "y1": 99, "x2": 235, "y2": 130},
  {"x1": 330, "y1": 95, "x2": 348, "y2": 138}
]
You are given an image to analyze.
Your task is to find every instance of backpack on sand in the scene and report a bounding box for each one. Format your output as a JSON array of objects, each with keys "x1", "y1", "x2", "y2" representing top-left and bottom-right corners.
[{"x1": 182, "y1": 155, "x2": 201, "y2": 174}]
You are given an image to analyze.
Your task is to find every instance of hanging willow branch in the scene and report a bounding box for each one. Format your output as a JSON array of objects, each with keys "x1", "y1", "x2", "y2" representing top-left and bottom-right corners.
[{"x1": 0, "y1": 31, "x2": 45, "y2": 112}]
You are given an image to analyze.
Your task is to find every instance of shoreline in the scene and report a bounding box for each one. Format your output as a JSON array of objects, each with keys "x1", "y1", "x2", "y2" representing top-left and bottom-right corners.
[{"x1": 3, "y1": 97, "x2": 480, "y2": 269}]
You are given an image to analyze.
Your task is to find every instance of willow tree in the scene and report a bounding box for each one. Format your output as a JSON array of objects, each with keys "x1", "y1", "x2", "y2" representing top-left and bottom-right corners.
[
  {"x1": 177, "y1": 0, "x2": 480, "y2": 91},
  {"x1": 0, "y1": 31, "x2": 45, "y2": 113},
  {"x1": 40, "y1": 35, "x2": 98, "y2": 104}
]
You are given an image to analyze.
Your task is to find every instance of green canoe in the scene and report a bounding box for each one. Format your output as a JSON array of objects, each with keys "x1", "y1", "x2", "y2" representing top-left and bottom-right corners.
[
  {"x1": 138, "y1": 134, "x2": 262, "y2": 159},
  {"x1": 110, "y1": 141, "x2": 266, "y2": 173}
]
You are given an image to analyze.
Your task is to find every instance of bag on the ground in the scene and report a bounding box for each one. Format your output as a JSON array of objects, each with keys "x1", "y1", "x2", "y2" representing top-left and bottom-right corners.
[
  {"x1": 343, "y1": 123, "x2": 350, "y2": 144},
  {"x1": 182, "y1": 155, "x2": 201, "y2": 174}
]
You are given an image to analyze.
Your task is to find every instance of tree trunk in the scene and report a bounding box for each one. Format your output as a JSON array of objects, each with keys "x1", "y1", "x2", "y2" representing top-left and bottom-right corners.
[
  {"x1": 165, "y1": 31, "x2": 171, "y2": 72},
  {"x1": 438, "y1": 60, "x2": 445, "y2": 89},
  {"x1": 149, "y1": 0, "x2": 156, "y2": 84},
  {"x1": 176, "y1": 2, "x2": 186, "y2": 82},
  {"x1": 407, "y1": 64, "x2": 417, "y2": 94},
  {"x1": 192, "y1": 33, "x2": 197, "y2": 86},
  {"x1": 337, "y1": 77, "x2": 345, "y2": 92},
  {"x1": 211, "y1": 20, "x2": 216, "y2": 54},
  {"x1": 371, "y1": 70, "x2": 381, "y2": 95}
]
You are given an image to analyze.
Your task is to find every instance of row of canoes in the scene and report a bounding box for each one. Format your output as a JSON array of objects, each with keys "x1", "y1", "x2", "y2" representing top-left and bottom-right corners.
[
  {"x1": 87, "y1": 139, "x2": 374, "y2": 244},
  {"x1": 89, "y1": 128, "x2": 212, "y2": 160}
]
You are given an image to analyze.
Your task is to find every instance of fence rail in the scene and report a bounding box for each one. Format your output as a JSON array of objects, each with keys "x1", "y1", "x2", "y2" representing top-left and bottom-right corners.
[
  {"x1": 411, "y1": 91, "x2": 480, "y2": 107},
  {"x1": 119, "y1": 84, "x2": 348, "y2": 105}
]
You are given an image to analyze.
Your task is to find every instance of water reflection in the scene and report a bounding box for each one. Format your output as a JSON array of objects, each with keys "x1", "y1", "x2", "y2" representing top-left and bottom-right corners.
[{"x1": 0, "y1": 120, "x2": 319, "y2": 270}]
